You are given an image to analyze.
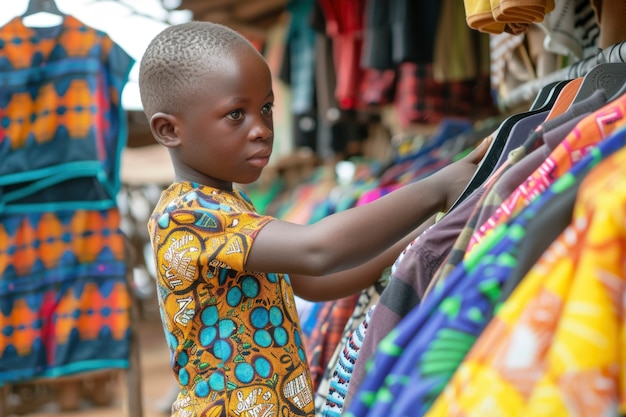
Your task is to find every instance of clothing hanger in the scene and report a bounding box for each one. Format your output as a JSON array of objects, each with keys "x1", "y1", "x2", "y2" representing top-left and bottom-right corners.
[
  {"x1": 543, "y1": 77, "x2": 583, "y2": 122},
  {"x1": 447, "y1": 79, "x2": 570, "y2": 213},
  {"x1": 23, "y1": 0, "x2": 63, "y2": 17},
  {"x1": 528, "y1": 79, "x2": 561, "y2": 111},
  {"x1": 22, "y1": 0, "x2": 64, "y2": 28},
  {"x1": 570, "y1": 62, "x2": 626, "y2": 104}
]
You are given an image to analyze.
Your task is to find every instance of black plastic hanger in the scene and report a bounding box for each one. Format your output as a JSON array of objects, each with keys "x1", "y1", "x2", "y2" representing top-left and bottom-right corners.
[
  {"x1": 446, "y1": 79, "x2": 570, "y2": 213},
  {"x1": 23, "y1": 0, "x2": 63, "y2": 17}
]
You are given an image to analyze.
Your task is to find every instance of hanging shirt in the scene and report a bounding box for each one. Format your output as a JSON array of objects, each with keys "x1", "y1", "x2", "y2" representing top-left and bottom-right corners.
[
  {"x1": 431, "y1": 88, "x2": 608, "y2": 288},
  {"x1": 0, "y1": 15, "x2": 133, "y2": 213}
]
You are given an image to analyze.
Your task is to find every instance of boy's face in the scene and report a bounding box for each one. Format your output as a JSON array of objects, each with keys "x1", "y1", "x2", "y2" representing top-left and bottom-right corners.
[{"x1": 173, "y1": 46, "x2": 274, "y2": 190}]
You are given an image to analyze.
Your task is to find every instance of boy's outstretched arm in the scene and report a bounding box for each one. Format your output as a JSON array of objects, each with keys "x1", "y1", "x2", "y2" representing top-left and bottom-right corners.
[
  {"x1": 289, "y1": 214, "x2": 437, "y2": 301},
  {"x1": 246, "y1": 139, "x2": 490, "y2": 285}
]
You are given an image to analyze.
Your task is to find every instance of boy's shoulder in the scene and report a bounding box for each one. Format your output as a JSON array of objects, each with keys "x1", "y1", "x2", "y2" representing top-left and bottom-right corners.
[{"x1": 153, "y1": 182, "x2": 261, "y2": 217}]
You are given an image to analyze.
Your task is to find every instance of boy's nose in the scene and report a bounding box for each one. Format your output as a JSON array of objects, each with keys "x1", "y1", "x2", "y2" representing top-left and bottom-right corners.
[{"x1": 249, "y1": 121, "x2": 273, "y2": 141}]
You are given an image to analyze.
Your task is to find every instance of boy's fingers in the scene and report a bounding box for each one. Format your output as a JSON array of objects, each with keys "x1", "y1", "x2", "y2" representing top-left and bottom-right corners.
[{"x1": 467, "y1": 136, "x2": 493, "y2": 164}]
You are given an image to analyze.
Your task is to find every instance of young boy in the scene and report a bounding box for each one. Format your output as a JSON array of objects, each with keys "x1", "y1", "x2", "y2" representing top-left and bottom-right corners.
[{"x1": 139, "y1": 21, "x2": 487, "y2": 417}]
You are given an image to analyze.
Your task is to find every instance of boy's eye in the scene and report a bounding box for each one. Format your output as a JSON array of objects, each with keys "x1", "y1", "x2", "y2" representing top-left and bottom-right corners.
[
  {"x1": 261, "y1": 103, "x2": 274, "y2": 115},
  {"x1": 227, "y1": 110, "x2": 243, "y2": 120}
]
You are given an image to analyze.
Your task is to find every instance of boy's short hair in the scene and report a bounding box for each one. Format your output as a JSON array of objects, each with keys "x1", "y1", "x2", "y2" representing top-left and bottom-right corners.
[{"x1": 139, "y1": 21, "x2": 253, "y2": 118}]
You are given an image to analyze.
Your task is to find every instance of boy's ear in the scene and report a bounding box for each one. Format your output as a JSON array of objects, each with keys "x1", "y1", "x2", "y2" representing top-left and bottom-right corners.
[{"x1": 150, "y1": 112, "x2": 182, "y2": 148}]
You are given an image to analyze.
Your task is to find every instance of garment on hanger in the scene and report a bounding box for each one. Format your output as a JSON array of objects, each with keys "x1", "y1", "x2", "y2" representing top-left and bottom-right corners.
[
  {"x1": 0, "y1": 15, "x2": 133, "y2": 212},
  {"x1": 466, "y1": 89, "x2": 626, "y2": 254},
  {"x1": 571, "y1": 62, "x2": 626, "y2": 104},
  {"x1": 0, "y1": 14, "x2": 133, "y2": 383},
  {"x1": 344, "y1": 184, "x2": 487, "y2": 409},
  {"x1": 306, "y1": 293, "x2": 360, "y2": 393},
  {"x1": 23, "y1": 0, "x2": 63, "y2": 17},
  {"x1": 463, "y1": 0, "x2": 555, "y2": 34},
  {"x1": 322, "y1": 305, "x2": 376, "y2": 417},
  {"x1": 431, "y1": 88, "x2": 609, "y2": 288},
  {"x1": 447, "y1": 79, "x2": 569, "y2": 213}
]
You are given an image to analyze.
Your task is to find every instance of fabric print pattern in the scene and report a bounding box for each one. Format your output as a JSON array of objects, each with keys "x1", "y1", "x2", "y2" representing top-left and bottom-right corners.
[
  {"x1": 427, "y1": 130, "x2": 626, "y2": 416},
  {"x1": 467, "y1": 96, "x2": 626, "y2": 253},
  {"x1": 346, "y1": 128, "x2": 626, "y2": 417},
  {"x1": 149, "y1": 182, "x2": 315, "y2": 417}
]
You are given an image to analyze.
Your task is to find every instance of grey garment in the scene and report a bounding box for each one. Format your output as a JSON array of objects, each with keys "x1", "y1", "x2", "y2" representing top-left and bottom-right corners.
[
  {"x1": 494, "y1": 110, "x2": 548, "y2": 169},
  {"x1": 344, "y1": 187, "x2": 484, "y2": 409},
  {"x1": 525, "y1": 88, "x2": 609, "y2": 150}
]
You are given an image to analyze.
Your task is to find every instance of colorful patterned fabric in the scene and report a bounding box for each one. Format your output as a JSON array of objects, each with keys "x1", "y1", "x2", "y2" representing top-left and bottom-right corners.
[
  {"x1": 0, "y1": 15, "x2": 133, "y2": 213},
  {"x1": 427, "y1": 128, "x2": 626, "y2": 417},
  {"x1": 394, "y1": 62, "x2": 496, "y2": 127},
  {"x1": 315, "y1": 271, "x2": 387, "y2": 414},
  {"x1": 431, "y1": 88, "x2": 608, "y2": 290},
  {"x1": 344, "y1": 126, "x2": 626, "y2": 417},
  {"x1": 0, "y1": 16, "x2": 133, "y2": 385},
  {"x1": 305, "y1": 293, "x2": 359, "y2": 393},
  {"x1": 0, "y1": 208, "x2": 131, "y2": 383},
  {"x1": 148, "y1": 182, "x2": 315, "y2": 416},
  {"x1": 322, "y1": 305, "x2": 375, "y2": 417},
  {"x1": 467, "y1": 91, "x2": 626, "y2": 254}
]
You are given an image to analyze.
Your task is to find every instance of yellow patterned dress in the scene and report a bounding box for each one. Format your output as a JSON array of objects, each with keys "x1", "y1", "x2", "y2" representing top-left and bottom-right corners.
[{"x1": 148, "y1": 182, "x2": 315, "y2": 417}]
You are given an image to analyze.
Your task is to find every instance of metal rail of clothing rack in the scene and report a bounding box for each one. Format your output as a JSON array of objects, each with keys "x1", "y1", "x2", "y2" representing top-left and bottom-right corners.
[{"x1": 500, "y1": 40, "x2": 626, "y2": 111}]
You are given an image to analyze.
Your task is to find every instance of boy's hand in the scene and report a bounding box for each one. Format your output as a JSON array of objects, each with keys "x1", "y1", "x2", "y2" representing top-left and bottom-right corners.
[{"x1": 432, "y1": 136, "x2": 492, "y2": 212}]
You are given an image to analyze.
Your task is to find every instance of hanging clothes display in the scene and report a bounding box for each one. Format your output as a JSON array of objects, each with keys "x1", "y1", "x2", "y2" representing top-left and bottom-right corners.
[
  {"x1": 425, "y1": 125, "x2": 626, "y2": 417},
  {"x1": 0, "y1": 12, "x2": 134, "y2": 383},
  {"x1": 342, "y1": 52, "x2": 626, "y2": 417}
]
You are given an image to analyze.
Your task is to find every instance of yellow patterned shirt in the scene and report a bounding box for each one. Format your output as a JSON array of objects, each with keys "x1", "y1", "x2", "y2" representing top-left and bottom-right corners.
[{"x1": 148, "y1": 182, "x2": 315, "y2": 417}]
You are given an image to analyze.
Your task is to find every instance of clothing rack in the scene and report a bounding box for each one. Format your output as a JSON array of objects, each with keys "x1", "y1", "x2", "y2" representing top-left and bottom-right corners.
[{"x1": 500, "y1": 40, "x2": 626, "y2": 111}]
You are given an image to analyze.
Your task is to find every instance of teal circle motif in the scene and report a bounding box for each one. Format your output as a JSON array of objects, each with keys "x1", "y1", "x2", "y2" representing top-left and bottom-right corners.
[
  {"x1": 235, "y1": 363, "x2": 254, "y2": 384},
  {"x1": 209, "y1": 371, "x2": 225, "y2": 391},
  {"x1": 199, "y1": 326, "x2": 217, "y2": 347},
  {"x1": 200, "y1": 305, "x2": 219, "y2": 326},
  {"x1": 178, "y1": 367, "x2": 190, "y2": 385},
  {"x1": 195, "y1": 380, "x2": 210, "y2": 397},
  {"x1": 253, "y1": 329, "x2": 272, "y2": 348},
  {"x1": 218, "y1": 319, "x2": 236, "y2": 338},
  {"x1": 254, "y1": 357, "x2": 271, "y2": 378},
  {"x1": 241, "y1": 276, "x2": 260, "y2": 298},
  {"x1": 269, "y1": 306, "x2": 283, "y2": 326},
  {"x1": 273, "y1": 327, "x2": 288, "y2": 346},
  {"x1": 177, "y1": 350, "x2": 189, "y2": 366},
  {"x1": 250, "y1": 307, "x2": 269, "y2": 328},
  {"x1": 226, "y1": 287, "x2": 243, "y2": 306},
  {"x1": 213, "y1": 340, "x2": 232, "y2": 360}
]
